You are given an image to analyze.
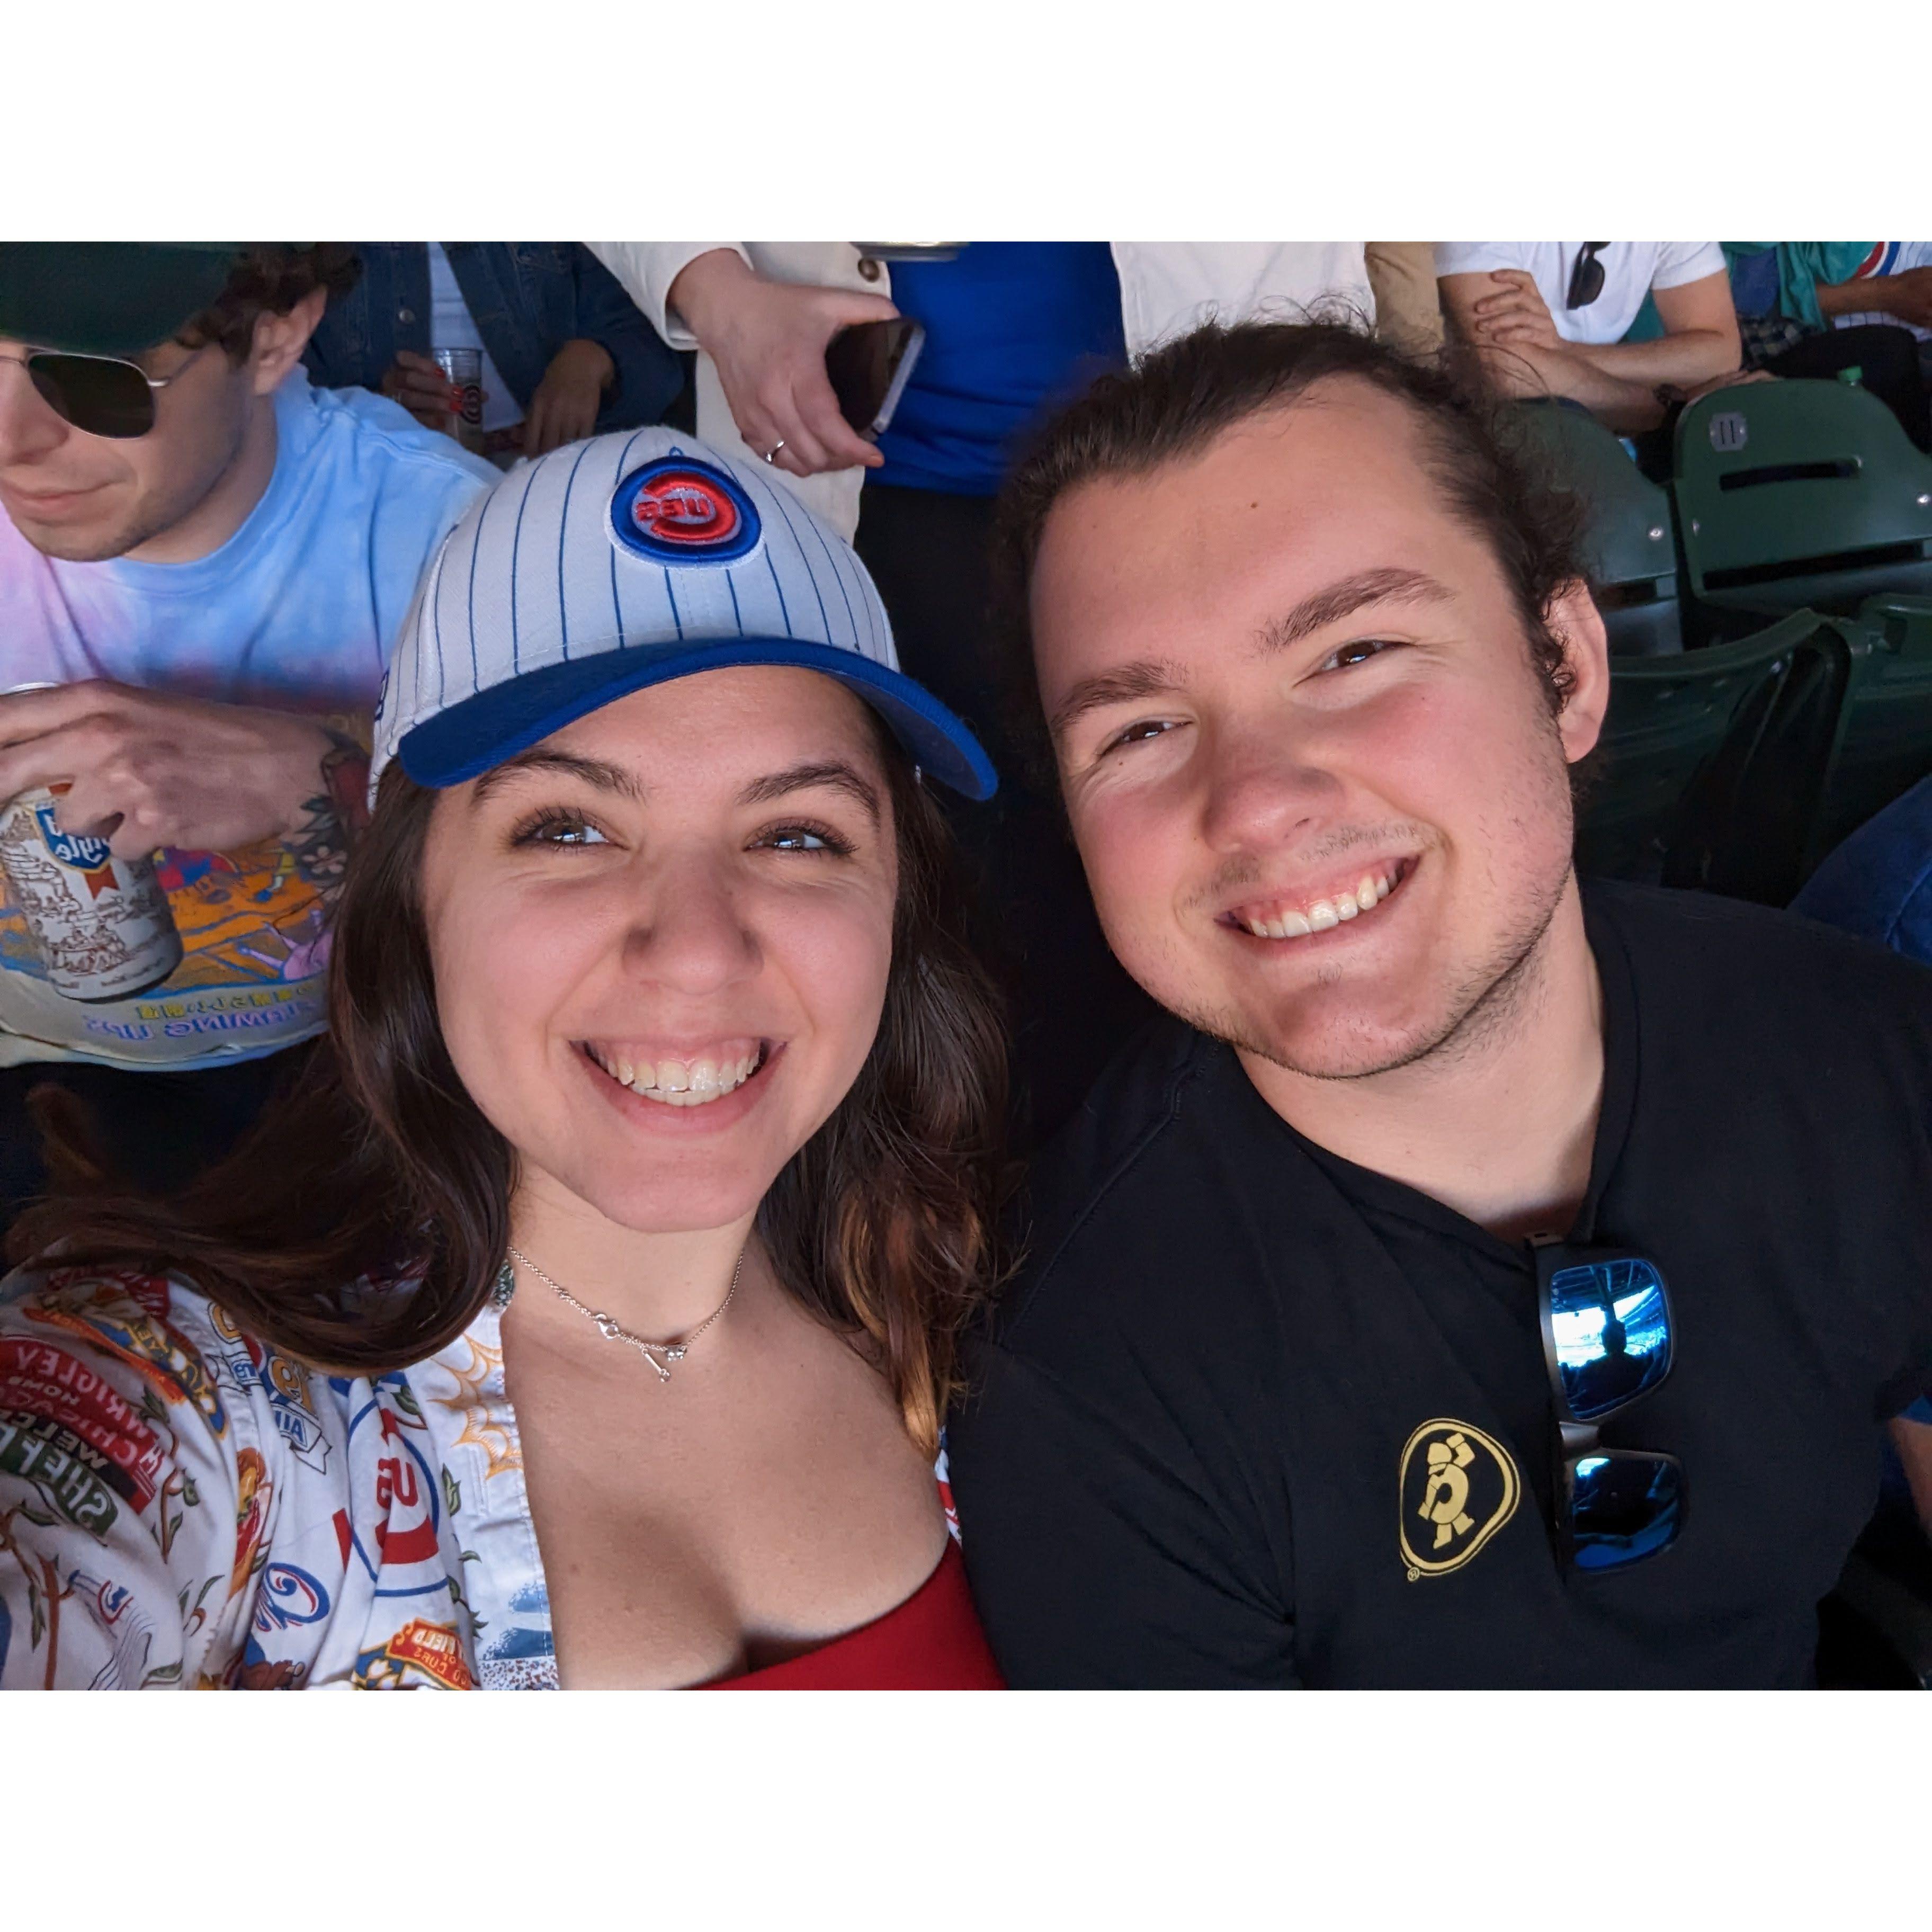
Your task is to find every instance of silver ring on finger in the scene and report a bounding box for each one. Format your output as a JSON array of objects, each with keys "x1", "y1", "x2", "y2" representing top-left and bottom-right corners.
[{"x1": 763, "y1": 440, "x2": 785, "y2": 464}]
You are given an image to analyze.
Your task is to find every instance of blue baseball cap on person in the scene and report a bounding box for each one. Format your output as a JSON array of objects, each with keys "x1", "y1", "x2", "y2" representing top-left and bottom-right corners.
[{"x1": 370, "y1": 426, "x2": 996, "y2": 801}]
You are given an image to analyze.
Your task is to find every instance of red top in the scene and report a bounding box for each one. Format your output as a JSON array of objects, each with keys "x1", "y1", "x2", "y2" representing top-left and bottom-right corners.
[{"x1": 703, "y1": 1542, "x2": 1005, "y2": 1689}]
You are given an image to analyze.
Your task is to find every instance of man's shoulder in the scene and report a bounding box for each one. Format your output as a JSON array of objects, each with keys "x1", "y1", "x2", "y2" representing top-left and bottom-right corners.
[
  {"x1": 1592, "y1": 877, "x2": 1932, "y2": 983},
  {"x1": 1589, "y1": 878, "x2": 1932, "y2": 1049},
  {"x1": 286, "y1": 378, "x2": 497, "y2": 500},
  {"x1": 999, "y1": 1016, "x2": 1248, "y2": 1340}
]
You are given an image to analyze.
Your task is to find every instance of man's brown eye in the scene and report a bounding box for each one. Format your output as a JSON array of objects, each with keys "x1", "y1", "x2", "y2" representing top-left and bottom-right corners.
[{"x1": 1330, "y1": 640, "x2": 1393, "y2": 670}]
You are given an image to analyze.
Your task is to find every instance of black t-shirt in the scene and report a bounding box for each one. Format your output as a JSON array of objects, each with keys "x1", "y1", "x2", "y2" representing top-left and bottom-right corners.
[{"x1": 947, "y1": 883, "x2": 1932, "y2": 1687}]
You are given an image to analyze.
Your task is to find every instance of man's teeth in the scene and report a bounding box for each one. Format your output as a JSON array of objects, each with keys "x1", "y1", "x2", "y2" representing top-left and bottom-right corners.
[
  {"x1": 588, "y1": 1047, "x2": 761, "y2": 1106},
  {"x1": 1240, "y1": 869, "x2": 1400, "y2": 940}
]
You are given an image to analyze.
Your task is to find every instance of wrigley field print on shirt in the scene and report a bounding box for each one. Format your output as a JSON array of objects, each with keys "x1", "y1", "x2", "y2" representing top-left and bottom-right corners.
[{"x1": 1398, "y1": 1419, "x2": 1522, "y2": 1580}]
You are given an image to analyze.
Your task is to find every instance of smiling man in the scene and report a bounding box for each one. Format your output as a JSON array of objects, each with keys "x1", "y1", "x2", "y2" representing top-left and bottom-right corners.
[{"x1": 944, "y1": 321, "x2": 1932, "y2": 1688}]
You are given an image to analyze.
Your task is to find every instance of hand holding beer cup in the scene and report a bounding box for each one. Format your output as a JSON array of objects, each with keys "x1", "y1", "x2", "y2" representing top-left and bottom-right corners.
[
  {"x1": 0, "y1": 680, "x2": 349, "y2": 861},
  {"x1": 382, "y1": 348, "x2": 482, "y2": 434}
]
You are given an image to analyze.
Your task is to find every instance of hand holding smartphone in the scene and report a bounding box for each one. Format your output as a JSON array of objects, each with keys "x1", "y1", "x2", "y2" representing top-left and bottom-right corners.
[{"x1": 825, "y1": 318, "x2": 925, "y2": 440}]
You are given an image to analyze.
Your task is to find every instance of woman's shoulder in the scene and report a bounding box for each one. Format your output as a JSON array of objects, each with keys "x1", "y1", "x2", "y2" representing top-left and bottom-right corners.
[{"x1": 0, "y1": 1263, "x2": 359, "y2": 1688}]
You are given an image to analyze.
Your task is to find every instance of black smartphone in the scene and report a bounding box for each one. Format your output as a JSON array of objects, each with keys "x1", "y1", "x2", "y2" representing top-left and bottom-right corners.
[{"x1": 825, "y1": 317, "x2": 925, "y2": 440}]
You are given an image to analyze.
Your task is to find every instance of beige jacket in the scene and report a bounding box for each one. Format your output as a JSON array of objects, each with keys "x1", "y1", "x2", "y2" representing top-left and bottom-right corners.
[{"x1": 589, "y1": 242, "x2": 1379, "y2": 538}]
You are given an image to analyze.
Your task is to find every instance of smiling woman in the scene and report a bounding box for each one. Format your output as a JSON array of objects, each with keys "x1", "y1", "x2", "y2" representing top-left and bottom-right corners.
[{"x1": 0, "y1": 430, "x2": 1009, "y2": 1690}]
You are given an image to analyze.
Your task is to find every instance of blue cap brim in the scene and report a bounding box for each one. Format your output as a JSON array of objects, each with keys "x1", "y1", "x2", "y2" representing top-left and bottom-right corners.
[{"x1": 396, "y1": 640, "x2": 998, "y2": 801}]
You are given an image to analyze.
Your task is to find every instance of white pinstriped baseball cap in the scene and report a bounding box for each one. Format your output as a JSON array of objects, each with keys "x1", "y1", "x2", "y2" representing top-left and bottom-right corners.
[{"x1": 371, "y1": 427, "x2": 996, "y2": 800}]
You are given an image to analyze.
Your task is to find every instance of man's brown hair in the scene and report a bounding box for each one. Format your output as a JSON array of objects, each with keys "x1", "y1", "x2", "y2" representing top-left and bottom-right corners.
[
  {"x1": 177, "y1": 245, "x2": 362, "y2": 364},
  {"x1": 989, "y1": 319, "x2": 1591, "y2": 786}
]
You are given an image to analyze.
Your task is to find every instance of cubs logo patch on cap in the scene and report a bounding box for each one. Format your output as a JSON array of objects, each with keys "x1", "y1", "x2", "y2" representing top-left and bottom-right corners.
[
  {"x1": 611, "y1": 458, "x2": 761, "y2": 566},
  {"x1": 372, "y1": 427, "x2": 996, "y2": 802}
]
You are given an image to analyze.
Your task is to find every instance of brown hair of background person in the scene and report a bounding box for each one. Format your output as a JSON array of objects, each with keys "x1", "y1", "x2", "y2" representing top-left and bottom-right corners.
[
  {"x1": 177, "y1": 245, "x2": 363, "y2": 362},
  {"x1": 991, "y1": 320, "x2": 1588, "y2": 792},
  {"x1": 8, "y1": 723, "x2": 1008, "y2": 1450}
]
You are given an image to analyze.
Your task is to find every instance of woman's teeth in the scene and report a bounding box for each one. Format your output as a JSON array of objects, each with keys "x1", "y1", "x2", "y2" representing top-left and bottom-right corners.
[
  {"x1": 586, "y1": 1046, "x2": 762, "y2": 1106},
  {"x1": 1238, "y1": 866, "x2": 1402, "y2": 940}
]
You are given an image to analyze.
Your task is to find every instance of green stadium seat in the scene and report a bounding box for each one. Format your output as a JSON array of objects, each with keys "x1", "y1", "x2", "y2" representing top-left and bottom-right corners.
[
  {"x1": 1809, "y1": 594, "x2": 1932, "y2": 863},
  {"x1": 1509, "y1": 401, "x2": 1680, "y2": 655},
  {"x1": 1673, "y1": 378, "x2": 1932, "y2": 634},
  {"x1": 1576, "y1": 609, "x2": 1855, "y2": 903}
]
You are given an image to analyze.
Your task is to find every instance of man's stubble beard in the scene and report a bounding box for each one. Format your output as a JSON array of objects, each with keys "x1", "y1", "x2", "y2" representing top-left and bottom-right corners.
[
  {"x1": 16, "y1": 386, "x2": 254, "y2": 565},
  {"x1": 1209, "y1": 860, "x2": 1572, "y2": 1083},
  {"x1": 1144, "y1": 798, "x2": 1578, "y2": 1086}
]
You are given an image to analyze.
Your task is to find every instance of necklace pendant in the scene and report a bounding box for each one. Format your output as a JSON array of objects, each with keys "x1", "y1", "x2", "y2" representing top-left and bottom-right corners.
[
  {"x1": 643, "y1": 1352, "x2": 673, "y2": 1384},
  {"x1": 662, "y1": 1345, "x2": 687, "y2": 1362}
]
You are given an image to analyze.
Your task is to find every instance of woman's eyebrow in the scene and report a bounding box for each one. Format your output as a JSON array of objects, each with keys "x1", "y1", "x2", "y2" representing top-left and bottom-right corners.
[
  {"x1": 736, "y1": 759, "x2": 882, "y2": 821},
  {"x1": 470, "y1": 749, "x2": 645, "y2": 806}
]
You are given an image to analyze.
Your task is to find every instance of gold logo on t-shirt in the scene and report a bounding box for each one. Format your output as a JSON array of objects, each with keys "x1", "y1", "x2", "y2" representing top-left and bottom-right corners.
[{"x1": 1399, "y1": 1419, "x2": 1521, "y2": 1580}]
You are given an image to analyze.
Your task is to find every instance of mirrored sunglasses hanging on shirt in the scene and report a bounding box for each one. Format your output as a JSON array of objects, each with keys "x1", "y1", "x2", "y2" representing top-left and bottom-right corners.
[
  {"x1": 1564, "y1": 243, "x2": 1611, "y2": 311},
  {"x1": 0, "y1": 341, "x2": 206, "y2": 439},
  {"x1": 1531, "y1": 1237, "x2": 1684, "y2": 1572}
]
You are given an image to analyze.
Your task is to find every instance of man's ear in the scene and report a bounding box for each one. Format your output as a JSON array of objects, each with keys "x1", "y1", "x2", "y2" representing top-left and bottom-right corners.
[
  {"x1": 246, "y1": 286, "x2": 328, "y2": 398},
  {"x1": 1548, "y1": 578, "x2": 1611, "y2": 764}
]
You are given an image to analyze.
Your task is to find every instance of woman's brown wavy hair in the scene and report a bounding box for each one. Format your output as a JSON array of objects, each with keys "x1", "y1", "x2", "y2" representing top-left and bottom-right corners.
[{"x1": 7, "y1": 725, "x2": 1008, "y2": 1454}]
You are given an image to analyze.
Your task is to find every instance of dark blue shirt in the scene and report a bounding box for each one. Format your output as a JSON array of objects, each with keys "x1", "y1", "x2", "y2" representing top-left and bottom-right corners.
[{"x1": 874, "y1": 243, "x2": 1127, "y2": 496}]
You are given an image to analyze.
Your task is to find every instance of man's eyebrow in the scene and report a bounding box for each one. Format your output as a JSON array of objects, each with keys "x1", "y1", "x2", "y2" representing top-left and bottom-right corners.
[
  {"x1": 470, "y1": 749, "x2": 645, "y2": 806},
  {"x1": 1048, "y1": 658, "x2": 1188, "y2": 741},
  {"x1": 1257, "y1": 568, "x2": 1454, "y2": 655},
  {"x1": 735, "y1": 758, "x2": 881, "y2": 821}
]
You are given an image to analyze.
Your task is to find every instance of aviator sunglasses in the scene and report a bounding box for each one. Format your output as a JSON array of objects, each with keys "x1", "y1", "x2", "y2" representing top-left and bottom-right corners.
[
  {"x1": 1564, "y1": 243, "x2": 1611, "y2": 311},
  {"x1": 1530, "y1": 1238, "x2": 1684, "y2": 1572},
  {"x1": 0, "y1": 342, "x2": 205, "y2": 439}
]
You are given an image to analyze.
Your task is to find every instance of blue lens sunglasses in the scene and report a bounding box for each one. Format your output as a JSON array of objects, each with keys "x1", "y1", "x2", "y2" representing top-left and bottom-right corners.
[{"x1": 1529, "y1": 1239, "x2": 1685, "y2": 1573}]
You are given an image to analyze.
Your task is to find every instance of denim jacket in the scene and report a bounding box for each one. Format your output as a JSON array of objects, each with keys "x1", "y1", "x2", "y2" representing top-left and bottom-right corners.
[{"x1": 304, "y1": 244, "x2": 682, "y2": 434}]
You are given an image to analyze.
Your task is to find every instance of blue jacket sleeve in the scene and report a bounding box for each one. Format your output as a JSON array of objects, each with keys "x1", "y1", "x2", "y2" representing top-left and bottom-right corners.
[{"x1": 568, "y1": 245, "x2": 684, "y2": 434}]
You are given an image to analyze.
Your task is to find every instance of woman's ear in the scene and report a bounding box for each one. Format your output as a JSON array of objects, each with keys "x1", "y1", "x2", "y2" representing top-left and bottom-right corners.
[{"x1": 1548, "y1": 578, "x2": 1611, "y2": 764}]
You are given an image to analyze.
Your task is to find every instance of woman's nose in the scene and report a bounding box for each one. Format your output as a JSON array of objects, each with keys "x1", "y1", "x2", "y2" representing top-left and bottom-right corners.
[{"x1": 618, "y1": 858, "x2": 758, "y2": 992}]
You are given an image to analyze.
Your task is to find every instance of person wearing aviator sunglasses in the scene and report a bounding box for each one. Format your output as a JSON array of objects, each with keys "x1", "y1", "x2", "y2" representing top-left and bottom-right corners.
[
  {"x1": 945, "y1": 319, "x2": 1932, "y2": 1689},
  {"x1": 0, "y1": 244, "x2": 493, "y2": 1220},
  {"x1": 1435, "y1": 241, "x2": 1744, "y2": 437}
]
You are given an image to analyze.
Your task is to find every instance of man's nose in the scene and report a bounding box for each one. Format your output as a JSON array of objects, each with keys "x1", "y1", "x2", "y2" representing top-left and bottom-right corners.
[
  {"x1": 0, "y1": 361, "x2": 71, "y2": 468},
  {"x1": 1198, "y1": 721, "x2": 1341, "y2": 856},
  {"x1": 618, "y1": 855, "x2": 759, "y2": 994}
]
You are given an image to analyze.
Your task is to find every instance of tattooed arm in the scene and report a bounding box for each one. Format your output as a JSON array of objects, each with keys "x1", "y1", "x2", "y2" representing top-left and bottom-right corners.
[
  {"x1": 284, "y1": 728, "x2": 372, "y2": 891},
  {"x1": 0, "y1": 682, "x2": 368, "y2": 865}
]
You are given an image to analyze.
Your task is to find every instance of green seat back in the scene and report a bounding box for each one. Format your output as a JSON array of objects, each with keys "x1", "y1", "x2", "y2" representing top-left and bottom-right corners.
[
  {"x1": 1673, "y1": 379, "x2": 1932, "y2": 613},
  {"x1": 1577, "y1": 609, "x2": 1854, "y2": 902},
  {"x1": 1510, "y1": 401, "x2": 1677, "y2": 593},
  {"x1": 1811, "y1": 594, "x2": 1932, "y2": 861}
]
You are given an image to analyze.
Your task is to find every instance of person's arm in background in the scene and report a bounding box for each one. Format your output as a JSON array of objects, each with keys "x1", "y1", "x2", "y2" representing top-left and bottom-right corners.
[
  {"x1": 0, "y1": 683, "x2": 369, "y2": 874},
  {"x1": 581, "y1": 246, "x2": 892, "y2": 484},
  {"x1": 1443, "y1": 267, "x2": 1741, "y2": 433},
  {"x1": 567, "y1": 244, "x2": 684, "y2": 436},
  {"x1": 1365, "y1": 243, "x2": 1444, "y2": 359},
  {"x1": 1818, "y1": 267, "x2": 1932, "y2": 333}
]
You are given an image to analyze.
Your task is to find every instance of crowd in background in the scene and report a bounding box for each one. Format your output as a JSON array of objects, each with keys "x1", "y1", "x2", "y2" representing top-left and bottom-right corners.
[{"x1": 2, "y1": 239, "x2": 1930, "y2": 1692}]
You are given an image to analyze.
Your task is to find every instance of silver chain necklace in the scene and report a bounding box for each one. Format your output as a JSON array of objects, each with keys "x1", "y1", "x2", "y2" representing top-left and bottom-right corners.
[{"x1": 506, "y1": 1244, "x2": 743, "y2": 1384}]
